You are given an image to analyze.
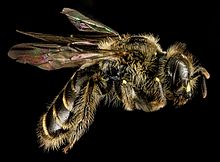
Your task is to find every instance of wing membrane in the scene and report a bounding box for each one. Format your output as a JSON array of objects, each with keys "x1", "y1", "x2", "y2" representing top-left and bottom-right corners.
[
  {"x1": 61, "y1": 8, "x2": 119, "y2": 35},
  {"x1": 16, "y1": 30, "x2": 111, "y2": 45},
  {"x1": 8, "y1": 8, "x2": 122, "y2": 71},
  {"x1": 8, "y1": 43, "x2": 124, "y2": 70}
]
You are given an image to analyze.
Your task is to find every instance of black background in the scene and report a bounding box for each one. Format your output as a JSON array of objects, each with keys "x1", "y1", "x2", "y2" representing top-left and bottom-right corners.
[{"x1": 1, "y1": 0, "x2": 219, "y2": 161}]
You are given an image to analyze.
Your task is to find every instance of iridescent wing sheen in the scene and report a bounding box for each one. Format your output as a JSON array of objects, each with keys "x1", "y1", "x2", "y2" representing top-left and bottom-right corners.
[
  {"x1": 8, "y1": 43, "x2": 123, "y2": 71},
  {"x1": 61, "y1": 8, "x2": 119, "y2": 36},
  {"x1": 8, "y1": 8, "x2": 121, "y2": 71}
]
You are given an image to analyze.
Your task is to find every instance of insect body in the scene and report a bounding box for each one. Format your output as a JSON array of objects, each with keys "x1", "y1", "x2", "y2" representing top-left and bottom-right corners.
[{"x1": 8, "y1": 8, "x2": 210, "y2": 153}]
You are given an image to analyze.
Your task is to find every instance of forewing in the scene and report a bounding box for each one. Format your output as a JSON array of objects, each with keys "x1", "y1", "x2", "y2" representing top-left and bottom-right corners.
[
  {"x1": 61, "y1": 8, "x2": 119, "y2": 35},
  {"x1": 8, "y1": 43, "x2": 124, "y2": 71},
  {"x1": 16, "y1": 30, "x2": 108, "y2": 44}
]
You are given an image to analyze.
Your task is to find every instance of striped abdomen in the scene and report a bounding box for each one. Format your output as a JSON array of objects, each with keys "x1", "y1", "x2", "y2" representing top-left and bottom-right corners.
[
  {"x1": 37, "y1": 65, "x2": 102, "y2": 153},
  {"x1": 37, "y1": 75, "x2": 76, "y2": 151}
]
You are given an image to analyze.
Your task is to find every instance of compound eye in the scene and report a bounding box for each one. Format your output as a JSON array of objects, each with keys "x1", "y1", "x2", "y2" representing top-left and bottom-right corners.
[{"x1": 167, "y1": 54, "x2": 192, "y2": 98}]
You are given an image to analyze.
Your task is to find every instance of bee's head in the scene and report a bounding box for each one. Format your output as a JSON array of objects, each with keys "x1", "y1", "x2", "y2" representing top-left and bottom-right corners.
[
  {"x1": 167, "y1": 53, "x2": 192, "y2": 105},
  {"x1": 165, "y1": 43, "x2": 210, "y2": 106}
]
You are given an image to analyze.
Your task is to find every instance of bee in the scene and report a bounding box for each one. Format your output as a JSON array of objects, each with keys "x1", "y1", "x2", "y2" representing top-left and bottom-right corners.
[{"x1": 8, "y1": 8, "x2": 210, "y2": 153}]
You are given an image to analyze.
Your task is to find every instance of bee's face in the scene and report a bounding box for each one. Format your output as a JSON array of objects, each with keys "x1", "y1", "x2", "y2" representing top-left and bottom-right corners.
[
  {"x1": 173, "y1": 66, "x2": 192, "y2": 98},
  {"x1": 173, "y1": 81, "x2": 191, "y2": 106},
  {"x1": 167, "y1": 54, "x2": 192, "y2": 105}
]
